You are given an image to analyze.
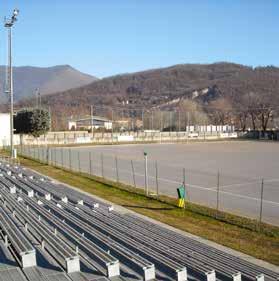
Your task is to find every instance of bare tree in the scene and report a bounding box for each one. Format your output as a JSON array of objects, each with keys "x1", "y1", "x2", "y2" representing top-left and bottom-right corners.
[
  {"x1": 235, "y1": 111, "x2": 248, "y2": 131},
  {"x1": 208, "y1": 98, "x2": 232, "y2": 125},
  {"x1": 178, "y1": 99, "x2": 209, "y2": 127},
  {"x1": 244, "y1": 91, "x2": 273, "y2": 131}
]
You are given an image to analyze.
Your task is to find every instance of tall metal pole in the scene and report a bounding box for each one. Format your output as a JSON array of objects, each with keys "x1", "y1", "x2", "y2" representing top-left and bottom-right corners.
[
  {"x1": 111, "y1": 108, "x2": 114, "y2": 143},
  {"x1": 178, "y1": 110, "x2": 181, "y2": 132},
  {"x1": 36, "y1": 88, "x2": 41, "y2": 109},
  {"x1": 160, "y1": 111, "x2": 163, "y2": 132},
  {"x1": 36, "y1": 88, "x2": 42, "y2": 137},
  {"x1": 5, "y1": 9, "x2": 19, "y2": 158},
  {"x1": 48, "y1": 106, "x2": 52, "y2": 131},
  {"x1": 187, "y1": 111, "x2": 190, "y2": 132},
  {"x1": 8, "y1": 27, "x2": 14, "y2": 158},
  {"x1": 90, "y1": 105, "x2": 94, "y2": 139},
  {"x1": 142, "y1": 109, "x2": 144, "y2": 131},
  {"x1": 187, "y1": 111, "x2": 190, "y2": 143},
  {"x1": 36, "y1": 88, "x2": 39, "y2": 108},
  {"x1": 151, "y1": 110, "x2": 154, "y2": 131},
  {"x1": 169, "y1": 111, "x2": 171, "y2": 132}
]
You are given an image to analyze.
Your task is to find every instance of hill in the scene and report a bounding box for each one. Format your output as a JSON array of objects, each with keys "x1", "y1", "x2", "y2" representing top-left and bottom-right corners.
[
  {"x1": 16, "y1": 62, "x2": 279, "y2": 130},
  {"x1": 0, "y1": 65, "x2": 98, "y2": 102}
]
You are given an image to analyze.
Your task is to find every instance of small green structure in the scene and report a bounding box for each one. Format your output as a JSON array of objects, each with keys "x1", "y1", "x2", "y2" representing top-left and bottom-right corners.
[
  {"x1": 177, "y1": 185, "x2": 186, "y2": 207},
  {"x1": 177, "y1": 185, "x2": 185, "y2": 199}
]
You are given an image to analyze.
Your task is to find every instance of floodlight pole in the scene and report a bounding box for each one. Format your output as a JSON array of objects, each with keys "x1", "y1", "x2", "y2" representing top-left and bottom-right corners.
[
  {"x1": 90, "y1": 105, "x2": 94, "y2": 139},
  {"x1": 36, "y1": 88, "x2": 41, "y2": 109},
  {"x1": 5, "y1": 9, "x2": 19, "y2": 158},
  {"x1": 8, "y1": 27, "x2": 14, "y2": 157}
]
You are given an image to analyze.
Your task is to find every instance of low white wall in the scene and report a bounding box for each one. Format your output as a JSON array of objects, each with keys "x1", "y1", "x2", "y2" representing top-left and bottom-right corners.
[
  {"x1": 0, "y1": 113, "x2": 10, "y2": 147},
  {"x1": 17, "y1": 130, "x2": 238, "y2": 145}
]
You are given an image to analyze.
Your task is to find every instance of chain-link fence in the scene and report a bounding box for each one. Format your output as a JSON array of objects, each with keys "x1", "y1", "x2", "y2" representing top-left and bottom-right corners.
[
  {"x1": 18, "y1": 145, "x2": 279, "y2": 226},
  {"x1": 0, "y1": 154, "x2": 20, "y2": 165}
]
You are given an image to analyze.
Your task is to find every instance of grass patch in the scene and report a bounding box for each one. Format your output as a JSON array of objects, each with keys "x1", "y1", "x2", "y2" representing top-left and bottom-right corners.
[{"x1": 11, "y1": 154, "x2": 279, "y2": 265}]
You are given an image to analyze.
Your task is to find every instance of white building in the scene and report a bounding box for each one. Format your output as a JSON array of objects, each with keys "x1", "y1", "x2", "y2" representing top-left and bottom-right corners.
[
  {"x1": 68, "y1": 116, "x2": 113, "y2": 131},
  {"x1": 0, "y1": 113, "x2": 11, "y2": 147}
]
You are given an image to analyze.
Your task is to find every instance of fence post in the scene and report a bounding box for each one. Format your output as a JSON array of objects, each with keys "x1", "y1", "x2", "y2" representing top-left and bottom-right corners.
[
  {"x1": 259, "y1": 178, "x2": 264, "y2": 224},
  {"x1": 216, "y1": 170, "x2": 220, "y2": 216},
  {"x1": 50, "y1": 149, "x2": 52, "y2": 165},
  {"x1": 88, "y1": 152, "x2": 91, "y2": 174},
  {"x1": 38, "y1": 145, "x2": 40, "y2": 161},
  {"x1": 45, "y1": 146, "x2": 48, "y2": 164},
  {"x1": 61, "y1": 148, "x2": 64, "y2": 168},
  {"x1": 78, "y1": 151, "x2": 81, "y2": 172},
  {"x1": 89, "y1": 151, "x2": 93, "y2": 175},
  {"x1": 42, "y1": 146, "x2": 44, "y2": 163},
  {"x1": 183, "y1": 167, "x2": 186, "y2": 209},
  {"x1": 131, "y1": 160, "x2": 136, "y2": 188},
  {"x1": 40, "y1": 146, "x2": 42, "y2": 162},
  {"x1": 35, "y1": 146, "x2": 38, "y2": 160},
  {"x1": 155, "y1": 161, "x2": 159, "y2": 197},
  {"x1": 144, "y1": 152, "x2": 148, "y2": 196},
  {"x1": 44, "y1": 145, "x2": 47, "y2": 163},
  {"x1": 46, "y1": 147, "x2": 49, "y2": 165},
  {"x1": 115, "y1": 156, "x2": 119, "y2": 183},
  {"x1": 69, "y1": 149, "x2": 72, "y2": 171},
  {"x1": 55, "y1": 148, "x2": 58, "y2": 166},
  {"x1": 101, "y1": 153, "x2": 104, "y2": 178}
]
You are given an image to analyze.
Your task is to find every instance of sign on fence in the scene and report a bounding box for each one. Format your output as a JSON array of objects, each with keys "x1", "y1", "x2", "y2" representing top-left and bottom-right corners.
[
  {"x1": 117, "y1": 135, "x2": 134, "y2": 142},
  {"x1": 75, "y1": 137, "x2": 91, "y2": 144},
  {"x1": 177, "y1": 185, "x2": 186, "y2": 208}
]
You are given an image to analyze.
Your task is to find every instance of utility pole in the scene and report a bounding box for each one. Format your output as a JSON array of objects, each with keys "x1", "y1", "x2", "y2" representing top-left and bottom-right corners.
[
  {"x1": 178, "y1": 110, "x2": 181, "y2": 132},
  {"x1": 36, "y1": 88, "x2": 41, "y2": 109},
  {"x1": 111, "y1": 108, "x2": 114, "y2": 142},
  {"x1": 160, "y1": 111, "x2": 163, "y2": 132},
  {"x1": 5, "y1": 9, "x2": 19, "y2": 159},
  {"x1": 151, "y1": 110, "x2": 154, "y2": 131},
  {"x1": 169, "y1": 111, "x2": 172, "y2": 132},
  {"x1": 142, "y1": 109, "x2": 144, "y2": 131},
  {"x1": 187, "y1": 111, "x2": 190, "y2": 132},
  {"x1": 48, "y1": 106, "x2": 52, "y2": 131},
  {"x1": 36, "y1": 88, "x2": 42, "y2": 136},
  {"x1": 90, "y1": 105, "x2": 94, "y2": 139}
]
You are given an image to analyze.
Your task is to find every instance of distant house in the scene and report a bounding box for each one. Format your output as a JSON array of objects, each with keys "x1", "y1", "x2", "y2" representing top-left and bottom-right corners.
[
  {"x1": 68, "y1": 116, "x2": 112, "y2": 131},
  {"x1": 114, "y1": 119, "x2": 129, "y2": 131}
]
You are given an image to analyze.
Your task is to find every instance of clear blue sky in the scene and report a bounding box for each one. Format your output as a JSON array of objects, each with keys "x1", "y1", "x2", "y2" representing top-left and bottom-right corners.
[{"x1": 0, "y1": 0, "x2": 278, "y2": 78}]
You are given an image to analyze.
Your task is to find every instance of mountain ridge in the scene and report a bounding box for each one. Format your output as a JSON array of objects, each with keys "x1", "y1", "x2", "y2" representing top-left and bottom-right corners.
[
  {"x1": 0, "y1": 65, "x2": 98, "y2": 102},
  {"x1": 14, "y1": 62, "x2": 279, "y2": 130}
]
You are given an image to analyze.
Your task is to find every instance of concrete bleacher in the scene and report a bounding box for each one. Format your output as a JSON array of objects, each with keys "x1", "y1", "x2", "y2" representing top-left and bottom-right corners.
[{"x1": 0, "y1": 162, "x2": 278, "y2": 281}]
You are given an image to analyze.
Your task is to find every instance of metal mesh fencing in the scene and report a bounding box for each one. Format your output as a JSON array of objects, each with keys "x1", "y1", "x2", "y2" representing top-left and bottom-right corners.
[{"x1": 17, "y1": 145, "x2": 279, "y2": 226}]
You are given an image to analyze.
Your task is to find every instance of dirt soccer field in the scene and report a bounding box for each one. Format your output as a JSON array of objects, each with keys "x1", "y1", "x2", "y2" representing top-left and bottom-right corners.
[{"x1": 51, "y1": 141, "x2": 279, "y2": 225}]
